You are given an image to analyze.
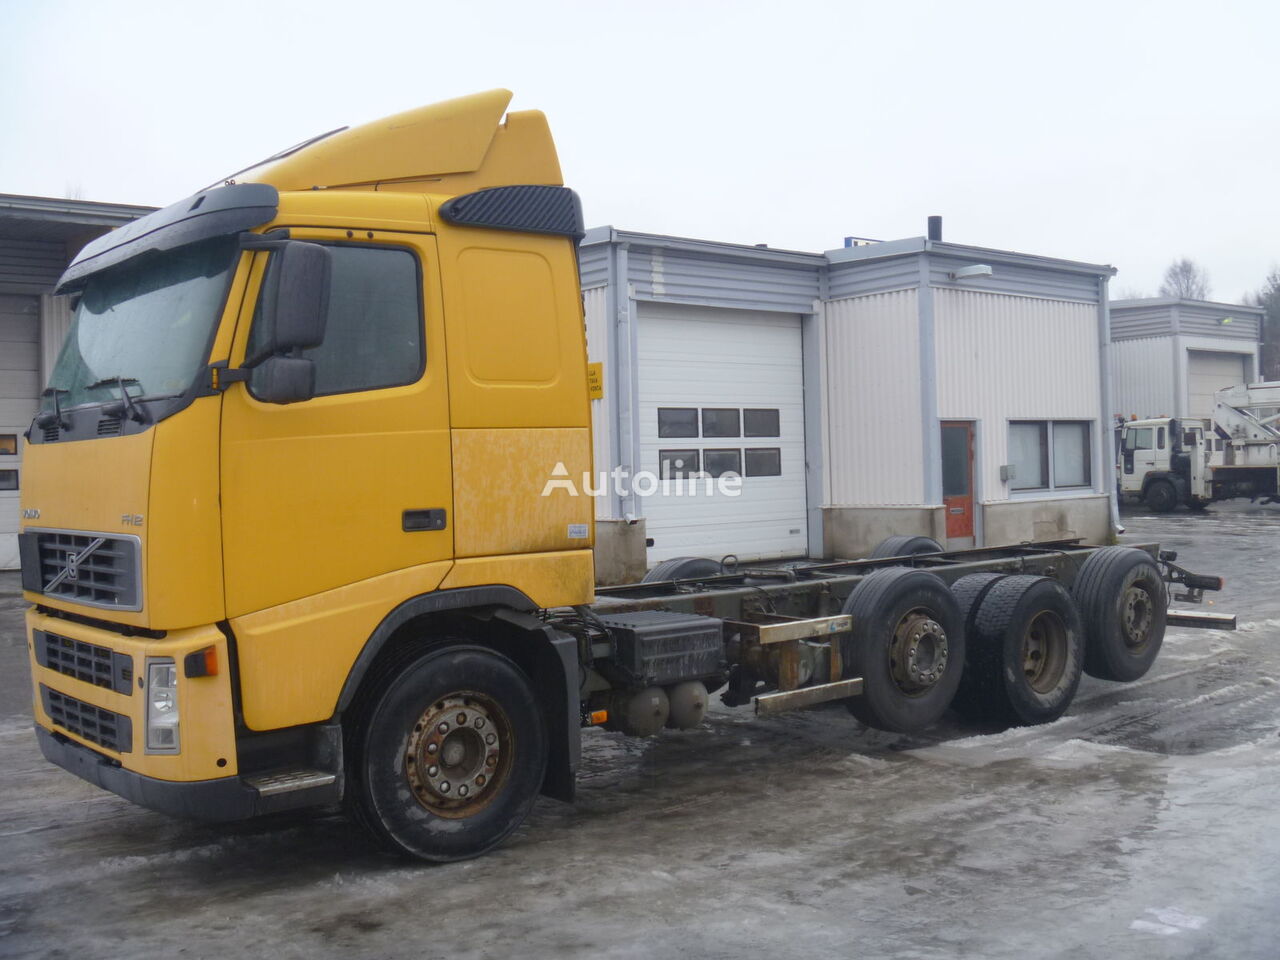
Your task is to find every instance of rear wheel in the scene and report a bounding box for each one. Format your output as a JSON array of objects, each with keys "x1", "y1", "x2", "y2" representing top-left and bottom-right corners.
[
  {"x1": 867, "y1": 535, "x2": 944, "y2": 559},
  {"x1": 350, "y1": 645, "x2": 546, "y2": 862},
  {"x1": 841, "y1": 568, "x2": 965, "y2": 732},
  {"x1": 1145, "y1": 479, "x2": 1178, "y2": 513},
  {"x1": 955, "y1": 576, "x2": 1085, "y2": 725},
  {"x1": 1073, "y1": 547, "x2": 1167, "y2": 682},
  {"x1": 642, "y1": 556, "x2": 723, "y2": 583}
]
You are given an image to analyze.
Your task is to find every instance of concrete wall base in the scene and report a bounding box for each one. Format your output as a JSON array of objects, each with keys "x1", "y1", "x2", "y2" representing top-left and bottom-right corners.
[
  {"x1": 594, "y1": 518, "x2": 648, "y2": 586},
  {"x1": 981, "y1": 495, "x2": 1111, "y2": 546},
  {"x1": 822, "y1": 506, "x2": 947, "y2": 559}
]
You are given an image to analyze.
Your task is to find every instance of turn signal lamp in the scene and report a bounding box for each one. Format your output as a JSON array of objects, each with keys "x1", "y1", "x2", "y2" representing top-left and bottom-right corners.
[{"x1": 183, "y1": 646, "x2": 218, "y2": 678}]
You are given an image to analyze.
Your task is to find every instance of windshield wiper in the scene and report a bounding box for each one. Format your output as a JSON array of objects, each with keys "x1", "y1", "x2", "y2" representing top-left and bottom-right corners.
[
  {"x1": 34, "y1": 388, "x2": 70, "y2": 431},
  {"x1": 86, "y1": 377, "x2": 149, "y2": 424}
]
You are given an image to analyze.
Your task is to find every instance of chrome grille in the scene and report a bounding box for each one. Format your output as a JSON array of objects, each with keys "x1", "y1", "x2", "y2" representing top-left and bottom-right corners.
[
  {"x1": 26, "y1": 530, "x2": 141, "y2": 611},
  {"x1": 41, "y1": 685, "x2": 133, "y2": 753},
  {"x1": 37, "y1": 630, "x2": 133, "y2": 695}
]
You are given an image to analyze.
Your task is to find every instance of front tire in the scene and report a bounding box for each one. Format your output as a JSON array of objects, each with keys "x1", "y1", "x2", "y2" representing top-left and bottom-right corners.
[
  {"x1": 351, "y1": 645, "x2": 546, "y2": 862},
  {"x1": 842, "y1": 568, "x2": 966, "y2": 733},
  {"x1": 1145, "y1": 479, "x2": 1178, "y2": 513}
]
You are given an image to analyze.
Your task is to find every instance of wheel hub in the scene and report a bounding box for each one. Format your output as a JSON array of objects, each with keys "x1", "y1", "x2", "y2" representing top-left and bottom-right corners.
[
  {"x1": 1022, "y1": 610, "x2": 1068, "y2": 693},
  {"x1": 406, "y1": 694, "x2": 508, "y2": 818},
  {"x1": 889, "y1": 611, "x2": 949, "y2": 694},
  {"x1": 1120, "y1": 585, "x2": 1153, "y2": 649}
]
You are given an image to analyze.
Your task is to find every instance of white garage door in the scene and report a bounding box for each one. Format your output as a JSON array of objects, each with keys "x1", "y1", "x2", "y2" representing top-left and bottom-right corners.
[
  {"x1": 638, "y1": 302, "x2": 807, "y2": 564},
  {"x1": 1188, "y1": 350, "x2": 1249, "y2": 422},
  {"x1": 0, "y1": 295, "x2": 40, "y2": 569}
]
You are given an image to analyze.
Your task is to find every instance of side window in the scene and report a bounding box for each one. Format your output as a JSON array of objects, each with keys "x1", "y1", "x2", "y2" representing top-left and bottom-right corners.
[
  {"x1": 250, "y1": 244, "x2": 423, "y2": 398},
  {"x1": 1157, "y1": 427, "x2": 1165, "y2": 450}
]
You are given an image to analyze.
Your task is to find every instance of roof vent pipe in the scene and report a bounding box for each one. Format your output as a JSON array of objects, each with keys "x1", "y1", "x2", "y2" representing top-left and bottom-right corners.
[{"x1": 927, "y1": 216, "x2": 942, "y2": 242}]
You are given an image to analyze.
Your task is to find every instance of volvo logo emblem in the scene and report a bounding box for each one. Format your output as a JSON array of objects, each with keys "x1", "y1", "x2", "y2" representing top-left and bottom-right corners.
[{"x1": 43, "y1": 536, "x2": 105, "y2": 593}]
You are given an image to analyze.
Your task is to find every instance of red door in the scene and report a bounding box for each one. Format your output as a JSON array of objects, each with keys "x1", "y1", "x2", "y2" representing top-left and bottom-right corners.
[{"x1": 941, "y1": 421, "x2": 975, "y2": 540}]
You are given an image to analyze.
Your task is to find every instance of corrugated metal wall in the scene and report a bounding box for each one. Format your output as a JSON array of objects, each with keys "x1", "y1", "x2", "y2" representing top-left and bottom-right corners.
[
  {"x1": 0, "y1": 238, "x2": 64, "y2": 293},
  {"x1": 1109, "y1": 337, "x2": 1176, "y2": 419},
  {"x1": 1178, "y1": 302, "x2": 1261, "y2": 341},
  {"x1": 629, "y1": 247, "x2": 820, "y2": 314},
  {"x1": 824, "y1": 290, "x2": 924, "y2": 505},
  {"x1": 581, "y1": 285, "x2": 615, "y2": 518},
  {"x1": 1110, "y1": 303, "x2": 1174, "y2": 340},
  {"x1": 827, "y1": 256, "x2": 920, "y2": 299},
  {"x1": 578, "y1": 243, "x2": 610, "y2": 291},
  {"x1": 934, "y1": 289, "x2": 1099, "y2": 502},
  {"x1": 928, "y1": 255, "x2": 1100, "y2": 303}
]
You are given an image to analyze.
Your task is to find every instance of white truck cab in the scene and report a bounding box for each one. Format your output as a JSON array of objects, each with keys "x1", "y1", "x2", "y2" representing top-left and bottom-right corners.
[{"x1": 1118, "y1": 417, "x2": 1209, "y2": 512}]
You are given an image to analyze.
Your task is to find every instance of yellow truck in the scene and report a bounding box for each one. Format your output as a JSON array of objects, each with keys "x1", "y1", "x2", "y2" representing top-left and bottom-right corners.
[{"x1": 19, "y1": 90, "x2": 1228, "y2": 861}]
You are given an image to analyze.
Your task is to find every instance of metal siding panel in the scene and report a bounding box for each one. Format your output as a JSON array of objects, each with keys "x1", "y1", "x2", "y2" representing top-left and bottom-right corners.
[
  {"x1": 1109, "y1": 338, "x2": 1176, "y2": 420},
  {"x1": 577, "y1": 243, "x2": 609, "y2": 290},
  {"x1": 1111, "y1": 304, "x2": 1175, "y2": 340},
  {"x1": 1177, "y1": 302, "x2": 1261, "y2": 341},
  {"x1": 0, "y1": 239, "x2": 65, "y2": 291},
  {"x1": 629, "y1": 247, "x2": 820, "y2": 313},
  {"x1": 824, "y1": 290, "x2": 924, "y2": 506},
  {"x1": 637, "y1": 303, "x2": 808, "y2": 561},
  {"x1": 0, "y1": 292, "x2": 39, "y2": 569},
  {"x1": 929, "y1": 255, "x2": 1100, "y2": 303},
  {"x1": 934, "y1": 289, "x2": 1101, "y2": 502},
  {"x1": 827, "y1": 256, "x2": 921, "y2": 299}
]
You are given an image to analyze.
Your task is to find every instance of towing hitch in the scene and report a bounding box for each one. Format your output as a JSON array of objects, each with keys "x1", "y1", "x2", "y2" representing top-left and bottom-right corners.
[{"x1": 1158, "y1": 550, "x2": 1235, "y2": 629}]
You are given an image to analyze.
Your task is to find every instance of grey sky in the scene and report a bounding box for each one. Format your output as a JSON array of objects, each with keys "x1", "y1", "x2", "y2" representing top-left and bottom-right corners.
[{"x1": 2, "y1": 0, "x2": 1277, "y2": 301}]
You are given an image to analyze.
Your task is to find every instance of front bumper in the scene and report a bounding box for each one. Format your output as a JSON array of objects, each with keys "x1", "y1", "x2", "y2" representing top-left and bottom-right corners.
[{"x1": 37, "y1": 726, "x2": 258, "y2": 821}]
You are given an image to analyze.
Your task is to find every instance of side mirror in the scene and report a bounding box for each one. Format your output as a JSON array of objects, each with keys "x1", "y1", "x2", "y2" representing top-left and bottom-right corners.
[
  {"x1": 254, "y1": 356, "x2": 316, "y2": 405},
  {"x1": 246, "y1": 240, "x2": 332, "y2": 366}
]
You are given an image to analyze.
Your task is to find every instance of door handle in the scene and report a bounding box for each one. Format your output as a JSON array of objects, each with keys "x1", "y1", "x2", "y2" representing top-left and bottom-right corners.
[{"x1": 403, "y1": 509, "x2": 447, "y2": 532}]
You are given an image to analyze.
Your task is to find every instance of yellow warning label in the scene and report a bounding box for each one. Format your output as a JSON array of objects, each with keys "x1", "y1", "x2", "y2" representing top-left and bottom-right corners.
[{"x1": 587, "y1": 361, "x2": 604, "y2": 399}]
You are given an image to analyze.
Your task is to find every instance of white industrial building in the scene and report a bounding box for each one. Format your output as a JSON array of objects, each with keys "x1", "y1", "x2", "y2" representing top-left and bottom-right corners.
[
  {"x1": 580, "y1": 227, "x2": 1117, "y2": 571},
  {"x1": 1110, "y1": 298, "x2": 1264, "y2": 425}
]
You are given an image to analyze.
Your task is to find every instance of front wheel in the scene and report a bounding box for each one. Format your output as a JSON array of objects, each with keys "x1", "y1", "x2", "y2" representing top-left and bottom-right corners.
[
  {"x1": 1073, "y1": 547, "x2": 1167, "y2": 682},
  {"x1": 350, "y1": 645, "x2": 546, "y2": 862},
  {"x1": 1145, "y1": 479, "x2": 1178, "y2": 513}
]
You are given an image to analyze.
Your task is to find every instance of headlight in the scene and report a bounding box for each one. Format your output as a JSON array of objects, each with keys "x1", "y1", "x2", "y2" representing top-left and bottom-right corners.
[{"x1": 146, "y1": 659, "x2": 180, "y2": 753}]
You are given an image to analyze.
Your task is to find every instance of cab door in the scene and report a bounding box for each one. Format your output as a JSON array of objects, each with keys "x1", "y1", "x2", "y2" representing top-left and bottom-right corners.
[{"x1": 219, "y1": 230, "x2": 452, "y2": 617}]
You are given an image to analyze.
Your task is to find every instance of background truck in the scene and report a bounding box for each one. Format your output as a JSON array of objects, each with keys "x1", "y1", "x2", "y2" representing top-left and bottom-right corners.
[
  {"x1": 1118, "y1": 381, "x2": 1280, "y2": 511},
  {"x1": 20, "y1": 90, "x2": 1227, "y2": 862}
]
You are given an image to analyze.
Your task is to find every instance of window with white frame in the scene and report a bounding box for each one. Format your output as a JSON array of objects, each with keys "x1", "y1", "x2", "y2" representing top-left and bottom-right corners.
[{"x1": 1009, "y1": 420, "x2": 1092, "y2": 491}]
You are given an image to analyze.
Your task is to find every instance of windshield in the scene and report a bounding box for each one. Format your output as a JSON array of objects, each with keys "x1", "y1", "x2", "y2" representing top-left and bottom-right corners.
[{"x1": 44, "y1": 237, "x2": 238, "y2": 410}]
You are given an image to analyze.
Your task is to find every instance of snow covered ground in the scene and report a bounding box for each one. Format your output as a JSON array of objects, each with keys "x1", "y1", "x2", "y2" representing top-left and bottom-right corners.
[{"x1": 1, "y1": 502, "x2": 1277, "y2": 959}]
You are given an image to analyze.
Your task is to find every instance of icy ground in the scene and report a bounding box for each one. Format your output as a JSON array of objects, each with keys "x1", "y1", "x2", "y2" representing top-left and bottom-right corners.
[{"x1": 1, "y1": 503, "x2": 1278, "y2": 959}]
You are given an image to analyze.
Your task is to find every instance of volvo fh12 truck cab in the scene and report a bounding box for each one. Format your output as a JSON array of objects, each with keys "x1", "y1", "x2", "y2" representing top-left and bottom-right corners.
[{"x1": 22, "y1": 90, "x2": 1227, "y2": 861}]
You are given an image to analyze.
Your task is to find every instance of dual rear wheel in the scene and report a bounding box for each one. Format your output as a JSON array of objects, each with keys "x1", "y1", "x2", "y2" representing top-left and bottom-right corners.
[{"x1": 841, "y1": 547, "x2": 1167, "y2": 732}]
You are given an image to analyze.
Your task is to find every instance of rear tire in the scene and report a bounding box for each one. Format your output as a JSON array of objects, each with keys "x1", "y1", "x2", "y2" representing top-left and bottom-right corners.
[
  {"x1": 1073, "y1": 547, "x2": 1167, "y2": 682},
  {"x1": 1145, "y1": 479, "x2": 1178, "y2": 513},
  {"x1": 956, "y1": 576, "x2": 1085, "y2": 725},
  {"x1": 841, "y1": 568, "x2": 965, "y2": 733},
  {"x1": 867, "y1": 535, "x2": 944, "y2": 559},
  {"x1": 351, "y1": 645, "x2": 546, "y2": 862},
  {"x1": 642, "y1": 556, "x2": 723, "y2": 583},
  {"x1": 948, "y1": 573, "x2": 1008, "y2": 718}
]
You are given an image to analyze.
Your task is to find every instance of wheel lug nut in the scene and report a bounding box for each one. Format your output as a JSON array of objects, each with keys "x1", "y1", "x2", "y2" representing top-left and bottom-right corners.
[
  {"x1": 486, "y1": 754, "x2": 497, "y2": 767},
  {"x1": 440, "y1": 781, "x2": 451, "y2": 793},
  {"x1": 427, "y1": 742, "x2": 438, "y2": 754},
  {"x1": 427, "y1": 764, "x2": 439, "y2": 776},
  {"x1": 475, "y1": 718, "x2": 485, "y2": 730},
  {"x1": 459, "y1": 785, "x2": 469, "y2": 797},
  {"x1": 456, "y1": 712, "x2": 467, "y2": 725},
  {"x1": 438, "y1": 722, "x2": 449, "y2": 734},
  {"x1": 475, "y1": 774, "x2": 486, "y2": 786},
  {"x1": 485, "y1": 733, "x2": 496, "y2": 745}
]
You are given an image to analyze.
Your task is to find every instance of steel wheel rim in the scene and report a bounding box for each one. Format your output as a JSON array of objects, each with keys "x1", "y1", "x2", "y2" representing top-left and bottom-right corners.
[
  {"x1": 406, "y1": 692, "x2": 513, "y2": 819},
  {"x1": 1120, "y1": 584, "x2": 1154, "y2": 650},
  {"x1": 1022, "y1": 610, "x2": 1068, "y2": 694},
  {"x1": 888, "y1": 608, "x2": 949, "y2": 696}
]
